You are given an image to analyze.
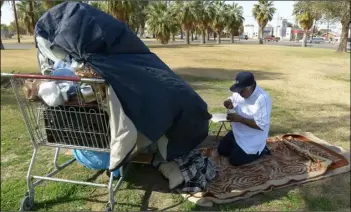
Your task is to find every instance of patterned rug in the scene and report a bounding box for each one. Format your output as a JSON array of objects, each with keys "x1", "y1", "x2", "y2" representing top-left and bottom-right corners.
[{"x1": 180, "y1": 132, "x2": 350, "y2": 207}]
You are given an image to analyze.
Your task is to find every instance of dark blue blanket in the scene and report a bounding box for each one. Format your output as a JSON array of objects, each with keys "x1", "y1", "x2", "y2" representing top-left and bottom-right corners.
[{"x1": 35, "y1": 2, "x2": 210, "y2": 160}]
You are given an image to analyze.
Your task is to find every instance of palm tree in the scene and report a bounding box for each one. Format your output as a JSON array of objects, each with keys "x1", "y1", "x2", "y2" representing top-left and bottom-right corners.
[
  {"x1": 107, "y1": 0, "x2": 137, "y2": 28},
  {"x1": 173, "y1": 1, "x2": 197, "y2": 44},
  {"x1": 252, "y1": 0, "x2": 276, "y2": 44},
  {"x1": 226, "y1": 3, "x2": 245, "y2": 43},
  {"x1": 212, "y1": 0, "x2": 228, "y2": 44},
  {"x1": 292, "y1": 1, "x2": 321, "y2": 47},
  {"x1": 138, "y1": 1, "x2": 150, "y2": 38},
  {"x1": 145, "y1": 2, "x2": 174, "y2": 44},
  {"x1": 89, "y1": 1, "x2": 102, "y2": 9},
  {"x1": 11, "y1": 0, "x2": 21, "y2": 43},
  {"x1": 193, "y1": 0, "x2": 215, "y2": 44},
  {"x1": 43, "y1": 0, "x2": 63, "y2": 10}
]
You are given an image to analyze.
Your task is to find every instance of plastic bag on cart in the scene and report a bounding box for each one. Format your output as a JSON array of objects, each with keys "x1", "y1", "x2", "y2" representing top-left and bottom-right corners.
[{"x1": 35, "y1": 2, "x2": 211, "y2": 163}]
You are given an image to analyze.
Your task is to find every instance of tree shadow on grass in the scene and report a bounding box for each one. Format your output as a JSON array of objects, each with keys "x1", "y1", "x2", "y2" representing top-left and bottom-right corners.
[
  {"x1": 175, "y1": 67, "x2": 284, "y2": 81},
  {"x1": 174, "y1": 67, "x2": 284, "y2": 93}
]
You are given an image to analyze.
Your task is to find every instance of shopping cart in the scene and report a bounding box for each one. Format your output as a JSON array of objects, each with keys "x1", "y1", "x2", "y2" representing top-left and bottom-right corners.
[{"x1": 1, "y1": 73, "x2": 130, "y2": 211}]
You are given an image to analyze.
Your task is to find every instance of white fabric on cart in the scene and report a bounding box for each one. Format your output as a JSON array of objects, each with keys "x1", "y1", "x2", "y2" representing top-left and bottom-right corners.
[
  {"x1": 106, "y1": 85, "x2": 137, "y2": 170},
  {"x1": 36, "y1": 36, "x2": 68, "y2": 75},
  {"x1": 107, "y1": 86, "x2": 169, "y2": 170}
]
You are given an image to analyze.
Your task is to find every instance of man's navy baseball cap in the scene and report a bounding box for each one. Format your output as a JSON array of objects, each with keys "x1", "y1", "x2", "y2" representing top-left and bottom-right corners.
[{"x1": 230, "y1": 71, "x2": 256, "y2": 92}]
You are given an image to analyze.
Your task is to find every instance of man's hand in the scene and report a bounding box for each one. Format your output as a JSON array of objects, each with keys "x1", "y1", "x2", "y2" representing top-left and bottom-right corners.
[
  {"x1": 227, "y1": 113, "x2": 263, "y2": 130},
  {"x1": 223, "y1": 99, "x2": 233, "y2": 109},
  {"x1": 226, "y1": 113, "x2": 242, "y2": 122}
]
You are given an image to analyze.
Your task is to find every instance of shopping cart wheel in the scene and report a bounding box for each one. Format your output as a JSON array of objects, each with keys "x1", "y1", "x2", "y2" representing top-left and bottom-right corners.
[
  {"x1": 19, "y1": 195, "x2": 34, "y2": 211},
  {"x1": 105, "y1": 203, "x2": 113, "y2": 211}
]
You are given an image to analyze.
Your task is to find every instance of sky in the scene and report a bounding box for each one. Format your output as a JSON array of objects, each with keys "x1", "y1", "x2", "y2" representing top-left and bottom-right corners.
[{"x1": 0, "y1": 1, "x2": 341, "y2": 32}]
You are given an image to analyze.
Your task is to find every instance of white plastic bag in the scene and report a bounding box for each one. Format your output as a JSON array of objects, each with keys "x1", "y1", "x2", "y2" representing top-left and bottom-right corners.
[{"x1": 38, "y1": 81, "x2": 64, "y2": 107}]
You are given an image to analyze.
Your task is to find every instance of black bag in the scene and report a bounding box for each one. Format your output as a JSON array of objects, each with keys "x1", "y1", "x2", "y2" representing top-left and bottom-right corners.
[{"x1": 43, "y1": 105, "x2": 110, "y2": 149}]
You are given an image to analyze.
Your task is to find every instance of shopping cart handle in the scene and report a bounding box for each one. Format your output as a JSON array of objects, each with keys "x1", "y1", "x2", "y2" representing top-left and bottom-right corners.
[{"x1": 1, "y1": 72, "x2": 105, "y2": 83}]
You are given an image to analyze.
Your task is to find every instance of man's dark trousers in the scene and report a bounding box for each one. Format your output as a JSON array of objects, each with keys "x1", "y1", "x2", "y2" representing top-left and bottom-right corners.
[{"x1": 217, "y1": 130, "x2": 270, "y2": 166}]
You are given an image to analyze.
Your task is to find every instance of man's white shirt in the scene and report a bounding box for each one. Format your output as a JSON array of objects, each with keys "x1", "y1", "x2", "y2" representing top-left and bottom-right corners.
[{"x1": 228, "y1": 85, "x2": 272, "y2": 154}]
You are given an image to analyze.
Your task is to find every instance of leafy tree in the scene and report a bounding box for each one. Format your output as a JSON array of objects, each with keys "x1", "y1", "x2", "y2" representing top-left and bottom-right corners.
[
  {"x1": 292, "y1": 1, "x2": 321, "y2": 47},
  {"x1": 173, "y1": 1, "x2": 197, "y2": 44},
  {"x1": 43, "y1": 0, "x2": 64, "y2": 10},
  {"x1": 252, "y1": 0, "x2": 276, "y2": 44},
  {"x1": 211, "y1": 0, "x2": 228, "y2": 44},
  {"x1": 193, "y1": 0, "x2": 215, "y2": 44},
  {"x1": 145, "y1": 2, "x2": 174, "y2": 44},
  {"x1": 226, "y1": 2, "x2": 245, "y2": 43},
  {"x1": 317, "y1": 0, "x2": 350, "y2": 52}
]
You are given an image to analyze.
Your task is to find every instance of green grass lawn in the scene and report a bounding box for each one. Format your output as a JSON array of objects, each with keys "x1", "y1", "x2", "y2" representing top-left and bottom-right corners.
[{"x1": 1, "y1": 44, "x2": 350, "y2": 211}]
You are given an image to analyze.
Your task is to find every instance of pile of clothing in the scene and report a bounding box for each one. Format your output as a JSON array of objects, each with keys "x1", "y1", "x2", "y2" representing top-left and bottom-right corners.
[{"x1": 33, "y1": 2, "x2": 216, "y2": 190}]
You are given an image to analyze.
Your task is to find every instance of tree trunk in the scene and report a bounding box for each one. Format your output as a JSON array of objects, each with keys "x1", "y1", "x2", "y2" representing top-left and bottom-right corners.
[
  {"x1": 172, "y1": 33, "x2": 175, "y2": 42},
  {"x1": 180, "y1": 29, "x2": 184, "y2": 39},
  {"x1": 201, "y1": 29, "x2": 206, "y2": 44},
  {"x1": 259, "y1": 27, "x2": 264, "y2": 44},
  {"x1": 230, "y1": 34, "x2": 234, "y2": 43},
  {"x1": 191, "y1": 31, "x2": 194, "y2": 41},
  {"x1": 217, "y1": 31, "x2": 221, "y2": 44},
  {"x1": 12, "y1": 0, "x2": 20, "y2": 43},
  {"x1": 302, "y1": 31, "x2": 307, "y2": 47},
  {"x1": 139, "y1": 22, "x2": 145, "y2": 38},
  {"x1": 28, "y1": 0, "x2": 37, "y2": 48},
  {"x1": 185, "y1": 30, "x2": 190, "y2": 44},
  {"x1": 195, "y1": 31, "x2": 198, "y2": 40},
  {"x1": 207, "y1": 29, "x2": 210, "y2": 41},
  {"x1": 337, "y1": 21, "x2": 349, "y2": 52}
]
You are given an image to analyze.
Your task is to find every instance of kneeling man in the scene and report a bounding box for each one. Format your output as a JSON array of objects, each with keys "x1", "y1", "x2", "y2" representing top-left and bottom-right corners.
[{"x1": 218, "y1": 71, "x2": 272, "y2": 166}]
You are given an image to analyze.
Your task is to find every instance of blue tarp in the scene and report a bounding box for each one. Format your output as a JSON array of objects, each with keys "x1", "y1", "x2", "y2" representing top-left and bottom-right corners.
[{"x1": 35, "y1": 2, "x2": 211, "y2": 160}]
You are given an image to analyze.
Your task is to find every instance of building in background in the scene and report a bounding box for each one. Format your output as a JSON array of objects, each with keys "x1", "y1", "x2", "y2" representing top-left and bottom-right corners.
[
  {"x1": 276, "y1": 19, "x2": 293, "y2": 40},
  {"x1": 243, "y1": 24, "x2": 257, "y2": 38},
  {"x1": 263, "y1": 24, "x2": 274, "y2": 37}
]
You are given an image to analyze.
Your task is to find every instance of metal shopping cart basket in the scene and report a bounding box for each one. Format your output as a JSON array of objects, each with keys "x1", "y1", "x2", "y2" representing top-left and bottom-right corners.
[{"x1": 1, "y1": 73, "x2": 129, "y2": 211}]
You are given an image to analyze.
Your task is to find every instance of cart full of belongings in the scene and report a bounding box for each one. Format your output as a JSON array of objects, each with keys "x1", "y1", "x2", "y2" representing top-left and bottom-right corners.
[{"x1": 20, "y1": 1, "x2": 217, "y2": 208}]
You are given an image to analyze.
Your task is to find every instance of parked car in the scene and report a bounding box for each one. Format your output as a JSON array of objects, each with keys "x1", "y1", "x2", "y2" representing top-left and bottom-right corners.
[
  {"x1": 308, "y1": 37, "x2": 325, "y2": 44},
  {"x1": 264, "y1": 35, "x2": 279, "y2": 42},
  {"x1": 239, "y1": 35, "x2": 248, "y2": 40}
]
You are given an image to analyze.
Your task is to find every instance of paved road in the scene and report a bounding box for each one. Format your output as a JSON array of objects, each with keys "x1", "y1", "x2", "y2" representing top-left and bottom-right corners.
[{"x1": 3, "y1": 38, "x2": 338, "y2": 50}]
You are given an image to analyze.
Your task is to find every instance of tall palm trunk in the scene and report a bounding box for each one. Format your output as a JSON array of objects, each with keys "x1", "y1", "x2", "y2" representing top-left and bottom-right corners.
[
  {"x1": 216, "y1": 31, "x2": 221, "y2": 44},
  {"x1": 185, "y1": 29, "x2": 190, "y2": 44},
  {"x1": 12, "y1": 0, "x2": 20, "y2": 43},
  {"x1": 140, "y1": 24, "x2": 145, "y2": 38},
  {"x1": 230, "y1": 33, "x2": 234, "y2": 43},
  {"x1": 206, "y1": 28, "x2": 210, "y2": 41},
  {"x1": 259, "y1": 27, "x2": 264, "y2": 44},
  {"x1": 302, "y1": 30, "x2": 307, "y2": 47},
  {"x1": 337, "y1": 21, "x2": 349, "y2": 52},
  {"x1": 28, "y1": 0, "x2": 37, "y2": 48},
  {"x1": 201, "y1": 29, "x2": 206, "y2": 44}
]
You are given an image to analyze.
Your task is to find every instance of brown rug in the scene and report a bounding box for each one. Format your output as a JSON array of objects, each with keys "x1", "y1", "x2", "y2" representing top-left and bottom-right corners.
[{"x1": 180, "y1": 132, "x2": 350, "y2": 207}]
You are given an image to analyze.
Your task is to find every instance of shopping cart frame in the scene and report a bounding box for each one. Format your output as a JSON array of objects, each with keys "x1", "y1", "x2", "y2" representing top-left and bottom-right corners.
[{"x1": 1, "y1": 73, "x2": 131, "y2": 211}]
